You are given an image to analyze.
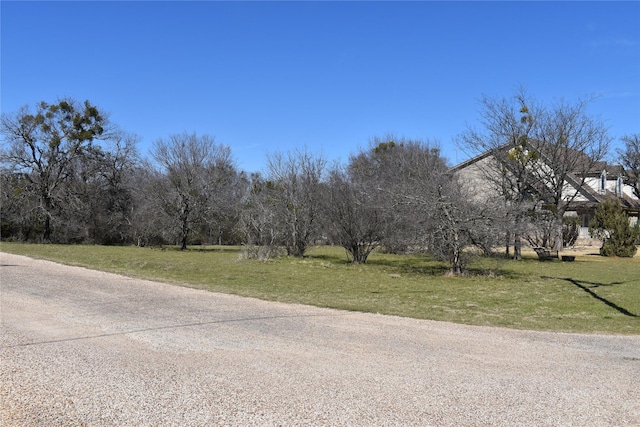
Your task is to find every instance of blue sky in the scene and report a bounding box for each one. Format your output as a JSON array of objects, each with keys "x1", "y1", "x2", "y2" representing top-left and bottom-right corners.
[{"x1": 2, "y1": 1, "x2": 639, "y2": 173}]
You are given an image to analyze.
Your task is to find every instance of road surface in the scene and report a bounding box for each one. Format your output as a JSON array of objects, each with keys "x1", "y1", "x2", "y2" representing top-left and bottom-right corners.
[{"x1": 1, "y1": 252, "x2": 639, "y2": 426}]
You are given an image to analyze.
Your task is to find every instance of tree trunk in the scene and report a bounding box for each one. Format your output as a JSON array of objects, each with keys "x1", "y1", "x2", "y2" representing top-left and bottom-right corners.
[
  {"x1": 179, "y1": 218, "x2": 189, "y2": 250},
  {"x1": 43, "y1": 215, "x2": 52, "y2": 242},
  {"x1": 451, "y1": 247, "x2": 462, "y2": 275},
  {"x1": 179, "y1": 199, "x2": 189, "y2": 251},
  {"x1": 42, "y1": 196, "x2": 54, "y2": 242},
  {"x1": 505, "y1": 231, "x2": 511, "y2": 258},
  {"x1": 511, "y1": 212, "x2": 523, "y2": 260},
  {"x1": 513, "y1": 232, "x2": 522, "y2": 260},
  {"x1": 552, "y1": 215, "x2": 564, "y2": 252}
]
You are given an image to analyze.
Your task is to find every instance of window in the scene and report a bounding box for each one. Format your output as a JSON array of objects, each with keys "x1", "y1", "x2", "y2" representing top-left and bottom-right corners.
[
  {"x1": 600, "y1": 171, "x2": 606, "y2": 194},
  {"x1": 617, "y1": 177, "x2": 623, "y2": 196}
]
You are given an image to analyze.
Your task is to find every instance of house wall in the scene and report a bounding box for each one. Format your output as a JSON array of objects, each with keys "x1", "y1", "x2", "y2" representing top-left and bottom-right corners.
[
  {"x1": 622, "y1": 182, "x2": 637, "y2": 199},
  {"x1": 453, "y1": 153, "x2": 639, "y2": 247},
  {"x1": 584, "y1": 177, "x2": 600, "y2": 194},
  {"x1": 454, "y1": 156, "x2": 503, "y2": 203},
  {"x1": 562, "y1": 180, "x2": 589, "y2": 202},
  {"x1": 584, "y1": 175, "x2": 636, "y2": 199},
  {"x1": 569, "y1": 189, "x2": 640, "y2": 242}
]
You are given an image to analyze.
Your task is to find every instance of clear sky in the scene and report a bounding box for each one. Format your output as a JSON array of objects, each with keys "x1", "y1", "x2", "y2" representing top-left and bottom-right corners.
[{"x1": 2, "y1": 1, "x2": 639, "y2": 173}]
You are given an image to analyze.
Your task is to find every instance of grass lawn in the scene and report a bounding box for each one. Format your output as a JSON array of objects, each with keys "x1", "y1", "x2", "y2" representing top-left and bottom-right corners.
[{"x1": 1, "y1": 242, "x2": 638, "y2": 334}]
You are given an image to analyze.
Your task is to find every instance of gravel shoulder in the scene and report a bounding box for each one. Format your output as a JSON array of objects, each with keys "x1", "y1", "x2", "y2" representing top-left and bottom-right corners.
[{"x1": 1, "y1": 252, "x2": 639, "y2": 426}]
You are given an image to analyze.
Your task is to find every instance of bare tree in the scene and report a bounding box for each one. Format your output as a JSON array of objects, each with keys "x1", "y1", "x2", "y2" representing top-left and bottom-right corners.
[
  {"x1": 151, "y1": 132, "x2": 236, "y2": 250},
  {"x1": 266, "y1": 147, "x2": 326, "y2": 257},
  {"x1": 128, "y1": 164, "x2": 171, "y2": 247},
  {"x1": 529, "y1": 96, "x2": 611, "y2": 251},
  {"x1": 457, "y1": 89, "x2": 611, "y2": 254},
  {"x1": 349, "y1": 137, "x2": 449, "y2": 254},
  {"x1": 427, "y1": 179, "x2": 489, "y2": 275},
  {"x1": 457, "y1": 89, "x2": 543, "y2": 259},
  {"x1": 42, "y1": 130, "x2": 143, "y2": 244},
  {"x1": 101, "y1": 132, "x2": 141, "y2": 241},
  {"x1": 322, "y1": 165, "x2": 386, "y2": 264},
  {"x1": 0, "y1": 99, "x2": 109, "y2": 241},
  {"x1": 323, "y1": 135, "x2": 493, "y2": 273},
  {"x1": 0, "y1": 170, "x2": 41, "y2": 240},
  {"x1": 238, "y1": 173, "x2": 284, "y2": 260},
  {"x1": 353, "y1": 137, "x2": 497, "y2": 274},
  {"x1": 619, "y1": 133, "x2": 640, "y2": 198}
]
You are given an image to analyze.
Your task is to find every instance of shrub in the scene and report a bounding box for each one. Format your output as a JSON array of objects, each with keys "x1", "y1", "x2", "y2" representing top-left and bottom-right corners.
[
  {"x1": 562, "y1": 216, "x2": 581, "y2": 247},
  {"x1": 589, "y1": 199, "x2": 639, "y2": 257}
]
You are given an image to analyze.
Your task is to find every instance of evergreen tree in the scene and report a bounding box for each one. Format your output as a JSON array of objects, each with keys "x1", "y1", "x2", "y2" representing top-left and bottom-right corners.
[{"x1": 589, "y1": 199, "x2": 639, "y2": 257}]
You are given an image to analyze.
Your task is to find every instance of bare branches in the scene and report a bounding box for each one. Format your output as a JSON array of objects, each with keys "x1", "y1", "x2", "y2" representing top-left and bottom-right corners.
[
  {"x1": 265, "y1": 147, "x2": 327, "y2": 257},
  {"x1": 323, "y1": 165, "x2": 385, "y2": 264},
  {"x1": 618, "y1": 134, "x2": 640, "y2": 198},
  {"x1": 457, "y1": 89, "x2": 612, "y2": 254},
  {"x1": 150, "y1": 132, "x2": 237, "y2": 250}
]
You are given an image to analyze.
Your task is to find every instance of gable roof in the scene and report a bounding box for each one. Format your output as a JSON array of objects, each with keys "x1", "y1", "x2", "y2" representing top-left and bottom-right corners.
[
  {"x1": 449, "y1": 148, "x2": 497, "y2": 173},
  {"x1": 451, "y1": 142, "x2": 640, "y2": 213},
  {"x1": 452, "y1": 140, "x2": 607, "y2": 174}
]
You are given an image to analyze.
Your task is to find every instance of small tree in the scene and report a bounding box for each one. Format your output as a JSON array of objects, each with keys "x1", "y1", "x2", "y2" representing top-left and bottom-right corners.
[
  {"x1": 348, "y1": 136, "x2": 499, "y2": 274},
  {"x1": 349, "y1": 137, "x2": 449, "y2": 255},
  {"x1": 238, "y1": 173, "x2": 283, "y2": 260},
  {"x1": 266, "y1": 148, "x2": 326, "y2": 257},
  {"x1": 589, "y1": 199, "x2": 639, "y2": 257},
  {"x1": 525, "y1": 212, "x2": 580, "y2": 249},
  {"x1": 322, "y1": 166, "x2": 386, "y2": 264},
  {"x1": 562, "y1": 216, "x2": 580, "y2": 248}
]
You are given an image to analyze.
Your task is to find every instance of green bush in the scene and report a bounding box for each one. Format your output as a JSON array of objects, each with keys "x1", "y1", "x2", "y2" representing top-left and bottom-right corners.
[{"x1": 589, "y1": 199, "x2": 639, "y2": 257}]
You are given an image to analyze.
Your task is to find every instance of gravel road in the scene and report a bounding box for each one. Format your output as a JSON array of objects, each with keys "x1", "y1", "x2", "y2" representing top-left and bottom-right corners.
[{"x1": 1, "y1": 252, "x2": 639, "y2": 426}]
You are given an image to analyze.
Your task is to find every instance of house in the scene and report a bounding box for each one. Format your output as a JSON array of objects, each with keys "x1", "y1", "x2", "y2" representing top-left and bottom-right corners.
[
  {"x1": 570, "y1": 163, "x2": 640, "y2": 237},
  {"x1": 451, "y1": 144, "x2": 640, "y2": 242}
]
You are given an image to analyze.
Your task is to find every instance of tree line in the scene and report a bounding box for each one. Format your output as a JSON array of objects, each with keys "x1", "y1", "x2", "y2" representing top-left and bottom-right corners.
[{"x1": 2, "y1": 93, "x2": 638, "y2": 273}]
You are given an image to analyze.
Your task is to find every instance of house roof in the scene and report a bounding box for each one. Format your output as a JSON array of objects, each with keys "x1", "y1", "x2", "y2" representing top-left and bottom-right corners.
[
  {"x1": 452, "y1": 141, "x2": 633, "y2": 181},
  {"x1": 618, "y1": 192, "x2": 640, "y2": 212},
  {"x1": 449, "y1": 149, "x2": 497, "y2": 173},
  {"x1": 452, "y1": 140, "x2": 617, "y2": 174},
  {"x1": 451, "y1": 141, "x2": 640, "y2": 214}
]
